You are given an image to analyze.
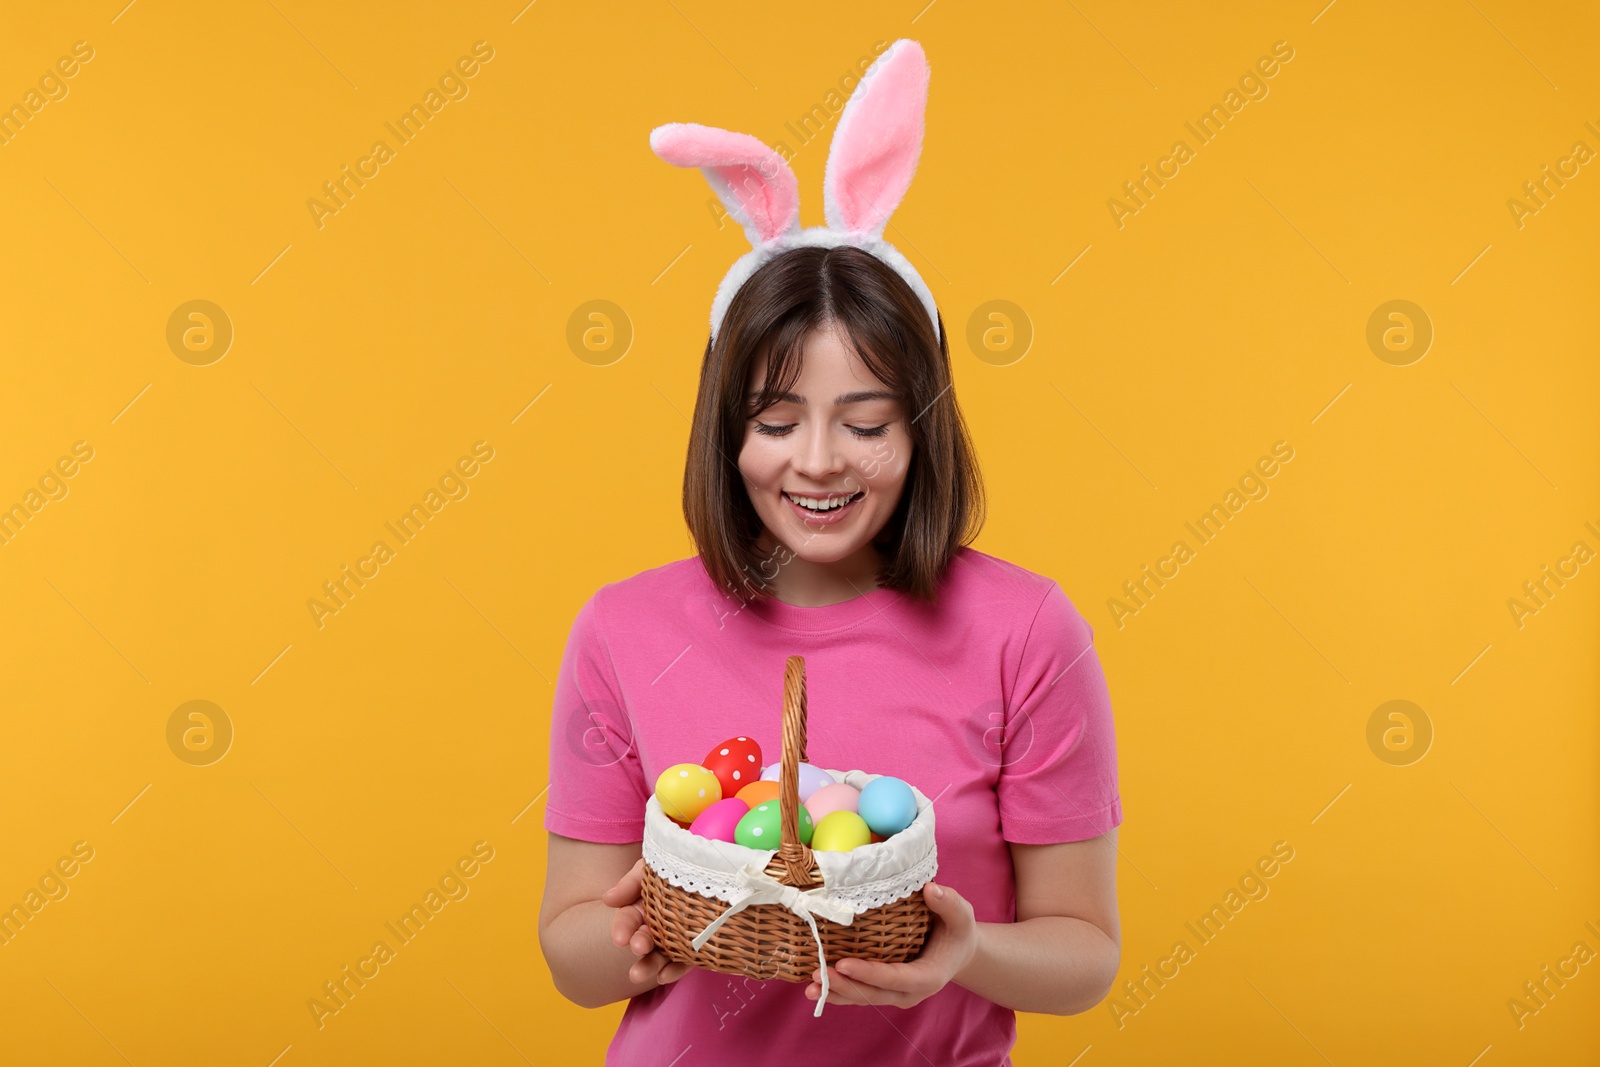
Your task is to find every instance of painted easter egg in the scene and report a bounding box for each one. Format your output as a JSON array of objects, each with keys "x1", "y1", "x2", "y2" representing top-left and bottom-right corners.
[
  {"x1": 735, "y1": 800, "x2": 813, "y2": 849},
  {"x1": 689, "y1": 798, "x2": 750, "y2": 843},
  {"x1": 804, "y1": 783, "x2": 861, "y2": 823},
  {"x1": 857, "y1": 776, "x2": 917, "y2": 837},
  {"x1": 655, "y1": 763, "x2": 722, "y2": 823},
  {"x1": 759, "y1": 760, "x2": 834, "y2": 802},
  {"x1": 811, "y1": 810, "x2": 871, "y2": 852},
  {"x1": 735, "y1": 780, "x2": 780, "y2": 807},
  {"x1": 701, "y1": 736, "x2": 762, "y2": 800}
]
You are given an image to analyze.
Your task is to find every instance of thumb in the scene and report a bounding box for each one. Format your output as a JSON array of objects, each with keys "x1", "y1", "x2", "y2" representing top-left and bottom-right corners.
[
  {"x1": 601, "y1": 858, "x2": 645, "y2": 904},
  {"x1": 924, "y1": 881, "x2": 971, "y2": 923},
  {"x1": 921, "y1": 883, "x2": 966, "y2": 927}
]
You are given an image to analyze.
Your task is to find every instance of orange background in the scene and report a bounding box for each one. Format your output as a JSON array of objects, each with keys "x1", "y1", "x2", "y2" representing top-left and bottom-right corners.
[{"x1": 0, "y1": 1, "x2": 1595, "y2": 1063}]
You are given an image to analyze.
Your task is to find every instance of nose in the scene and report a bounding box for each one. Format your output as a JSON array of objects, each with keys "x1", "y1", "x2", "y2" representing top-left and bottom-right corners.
[{"x1": 792, "y1": 421, "x2": 847, "y2": 482}]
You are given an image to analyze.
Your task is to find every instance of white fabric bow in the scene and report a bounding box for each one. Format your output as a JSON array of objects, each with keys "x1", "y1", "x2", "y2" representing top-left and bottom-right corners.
[{"x1": 690, "y1": 859, "x2": 858, "y2": 1017}]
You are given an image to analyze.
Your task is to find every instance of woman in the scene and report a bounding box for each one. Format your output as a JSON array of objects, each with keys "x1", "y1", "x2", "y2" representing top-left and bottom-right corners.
[
  {"x1": 539, "y1": 39, "x2": 1121, "y2": 1065},
  {"x1": 538, "y1": 252, "x2": 1123, "y2": 1063}
]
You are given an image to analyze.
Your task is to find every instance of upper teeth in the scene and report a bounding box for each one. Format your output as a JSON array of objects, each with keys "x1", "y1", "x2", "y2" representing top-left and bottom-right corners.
[{"x1": 788, "y1": 492, "x2": 857, "y2": 511}]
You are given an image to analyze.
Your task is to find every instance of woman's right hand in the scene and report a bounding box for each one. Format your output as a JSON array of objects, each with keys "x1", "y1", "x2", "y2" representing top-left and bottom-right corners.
[{"x1": 602, "y1": 858, "x2": 693, "y2": 987}]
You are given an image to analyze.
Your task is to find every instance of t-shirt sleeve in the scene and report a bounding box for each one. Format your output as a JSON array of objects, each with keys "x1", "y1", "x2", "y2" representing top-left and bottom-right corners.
[
  {"x1": 996, "y1": 581, "x2": 1123, "y2": 844},
  {"x1": 543, "y1": 589, "x2": 650, "y2": 844}
]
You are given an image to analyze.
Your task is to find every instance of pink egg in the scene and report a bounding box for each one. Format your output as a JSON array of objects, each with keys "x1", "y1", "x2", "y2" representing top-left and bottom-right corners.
[
  {"x1": 688, "y1": 798, "x2": 750, "y2": 843},
  {"x1": 804, "y1": 783, "x2": 861, "y2": 823}
]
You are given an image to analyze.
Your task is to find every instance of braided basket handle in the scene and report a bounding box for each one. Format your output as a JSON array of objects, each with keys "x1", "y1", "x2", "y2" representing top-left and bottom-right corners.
[{"x1": 768, "y1": 655, "x2": 821, "y2": 889}]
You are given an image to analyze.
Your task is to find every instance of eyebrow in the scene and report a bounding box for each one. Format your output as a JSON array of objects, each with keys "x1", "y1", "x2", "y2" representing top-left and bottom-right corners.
[{"x1": 746, "y1": 389, "x2": 901, "y2": 406}]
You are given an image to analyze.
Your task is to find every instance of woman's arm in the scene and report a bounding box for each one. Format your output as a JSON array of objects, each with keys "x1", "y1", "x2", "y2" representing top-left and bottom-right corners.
[
  {"x1": 537, "y1": 834, "x2": 690, "y2": 1008},
  {"x1": 805, "y1": 828, "x2": 1120, "y2": 1014},
  {"x1": 954, "y1": 830, "x2": 1121, "y2": 1015}
]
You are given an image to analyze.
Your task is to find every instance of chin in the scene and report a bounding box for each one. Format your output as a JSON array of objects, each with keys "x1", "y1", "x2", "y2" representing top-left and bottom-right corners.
[
  {"x1": 756, "y1": 506, "x2": 876, "y2": 562},
  {"x1": 783, "y1": 539, "x2": 864, "y2": 564}
]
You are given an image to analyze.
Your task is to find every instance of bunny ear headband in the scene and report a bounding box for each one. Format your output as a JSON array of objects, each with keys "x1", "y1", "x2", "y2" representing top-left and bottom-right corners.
[{"x1": 649, "y1": 38, "x2": 940, "y2": 347}]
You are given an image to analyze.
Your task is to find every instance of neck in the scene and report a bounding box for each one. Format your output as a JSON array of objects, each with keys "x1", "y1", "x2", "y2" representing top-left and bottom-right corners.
[{"x1": 752, "y1": 531, "x2": 886, "y2": 607}]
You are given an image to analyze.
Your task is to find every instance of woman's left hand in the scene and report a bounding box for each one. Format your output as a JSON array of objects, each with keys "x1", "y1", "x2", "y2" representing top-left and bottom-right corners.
[{"x1": 804, "y1": 880, "x2": 979, "y2": 1008}]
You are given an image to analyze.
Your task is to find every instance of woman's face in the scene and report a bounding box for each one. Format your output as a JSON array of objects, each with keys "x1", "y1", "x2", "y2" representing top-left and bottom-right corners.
[{"x1": 737, "y1": 323, "x2": 913, "y2": 565}]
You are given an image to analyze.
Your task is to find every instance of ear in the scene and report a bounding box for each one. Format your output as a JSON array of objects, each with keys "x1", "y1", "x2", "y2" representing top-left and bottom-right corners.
[
  {"x1": 823, "y1": 39, "x2": 930, "y2": 239},
  {"x1": 650, "y1": 123, "x2": 801, "y2": 248}
]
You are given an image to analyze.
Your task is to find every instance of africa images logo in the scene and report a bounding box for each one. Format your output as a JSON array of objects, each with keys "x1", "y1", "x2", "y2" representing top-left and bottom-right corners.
[{"x1": 963, "y1": 697, "x2": 1036, "y2": 771}]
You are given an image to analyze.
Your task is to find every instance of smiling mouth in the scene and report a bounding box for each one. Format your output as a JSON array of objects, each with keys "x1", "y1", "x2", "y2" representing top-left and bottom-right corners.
[{"x1": 783, "y1": 490, "x2": 864, "y2": 514}]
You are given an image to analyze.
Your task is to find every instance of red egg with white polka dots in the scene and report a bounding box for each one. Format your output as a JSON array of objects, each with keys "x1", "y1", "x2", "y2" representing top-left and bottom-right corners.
[{"x1": 702, "y1": 736, "x2": 763, "y2": 802}]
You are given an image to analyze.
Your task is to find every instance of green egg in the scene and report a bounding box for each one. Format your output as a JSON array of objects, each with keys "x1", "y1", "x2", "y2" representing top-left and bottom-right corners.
[{"x1": 735, "y1": 800, "x2": 813, "y2": 848}]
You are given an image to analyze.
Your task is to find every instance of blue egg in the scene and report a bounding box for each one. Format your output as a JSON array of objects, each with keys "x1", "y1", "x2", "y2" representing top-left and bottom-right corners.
[{"x1": 857, "y1": 776, "x2": 917, "y2": 837}]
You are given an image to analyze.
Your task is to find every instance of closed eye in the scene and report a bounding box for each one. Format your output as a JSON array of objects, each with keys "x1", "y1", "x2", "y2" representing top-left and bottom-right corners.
[
  {"x1": 752, "y1": 422, "x2": 890, "y2": 439},
  {"x1": 751, "y1": 421, "x2": 793, "y2": 437}
]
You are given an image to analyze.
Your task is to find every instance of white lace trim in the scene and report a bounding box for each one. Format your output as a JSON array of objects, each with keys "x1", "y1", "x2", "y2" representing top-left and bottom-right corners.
[{"x1": 642, "y1": 767, "x2": 937, "y2": 915}]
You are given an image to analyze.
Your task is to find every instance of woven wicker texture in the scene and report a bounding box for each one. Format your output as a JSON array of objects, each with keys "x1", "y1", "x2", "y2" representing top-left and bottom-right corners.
[{"x1": 639, "y1": 655, "x2": 931, "y2": 981}]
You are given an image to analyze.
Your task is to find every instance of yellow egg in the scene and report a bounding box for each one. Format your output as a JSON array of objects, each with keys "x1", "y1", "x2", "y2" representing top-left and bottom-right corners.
[
  {"x1": 811, "y1": 810, "x2": 871, "y2": 852},
  {"x1": 655, "y1": 763, "x2": 722, "y2": 822}
]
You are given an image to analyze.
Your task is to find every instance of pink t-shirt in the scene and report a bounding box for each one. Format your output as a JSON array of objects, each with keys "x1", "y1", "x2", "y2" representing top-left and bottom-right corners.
[{"x1": 544, "y1": 546, "x2": 1122, "y2": 1066}]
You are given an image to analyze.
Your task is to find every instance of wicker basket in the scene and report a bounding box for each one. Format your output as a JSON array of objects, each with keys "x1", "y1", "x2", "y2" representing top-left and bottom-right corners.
[{"x1": 640, "y1": 655, "x2": 932, "y2": 998}]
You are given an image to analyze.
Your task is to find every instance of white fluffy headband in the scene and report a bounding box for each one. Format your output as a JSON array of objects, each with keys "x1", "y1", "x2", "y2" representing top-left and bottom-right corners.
[{"x1": 649, "y1": 38, "x2": 941, "y2": 347}]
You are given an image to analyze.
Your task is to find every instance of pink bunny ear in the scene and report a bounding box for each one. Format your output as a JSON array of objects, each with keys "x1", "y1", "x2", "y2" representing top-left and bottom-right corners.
[
  {"x1": 650, "y1": 123, "x2": 801, "y2": 248},
  {"x1": 823, "y1": 39, "x2": 930, "y2": 238}
]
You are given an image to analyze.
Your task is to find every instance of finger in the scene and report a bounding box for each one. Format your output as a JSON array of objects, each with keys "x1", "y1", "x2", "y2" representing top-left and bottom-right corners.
[
  {"x1": 629, "y1": 922, "x2": 657, "y2": 957},
  {"x1": 611, "y1": 903, "x2": 643, "y2": 945},
  {"x1": 601, "y1": 858, "x2": 646, "y2": 905},
  {"x1": 658, "y1": 959, "x2": 692, "y2": 984},
  {"x1": 827, "y1": 956, "x2": 932, "y2": 995},
  {"x1": 629, "y1": 950, "x2": 689, "y2": 987},
  {"x1": 600, "y1": 858, "x2": 646, "y2": 905},
  {"x1": 807, "y1": 965, "x2": 906, "y2": 1007},
  {"x1": 805, "y1": 977, "x2": 867, "y2": 1005},
  {"x1": 923, "y1": 881, "x2": 974, "y2": 926},
  {"x1": 610, "y1": 903, "x2": 644, "y2": 948},
  {"x1": 804, "y1": 976, "x2": 898, "y2": 1007},
  {"x1": 628, "y1": 951, "x2": 665, "y2": 986}
]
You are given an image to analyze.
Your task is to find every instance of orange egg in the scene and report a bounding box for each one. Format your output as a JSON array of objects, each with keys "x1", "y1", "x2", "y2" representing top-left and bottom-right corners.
[{"x1": 735, "y1": 780, "x2": 780, "y2": 807}]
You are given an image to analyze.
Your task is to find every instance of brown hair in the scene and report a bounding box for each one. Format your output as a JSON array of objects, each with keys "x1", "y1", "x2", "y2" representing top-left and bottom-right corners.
[{"x1": 683, "y1": 244, "x2": 985, "y2": 603}]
